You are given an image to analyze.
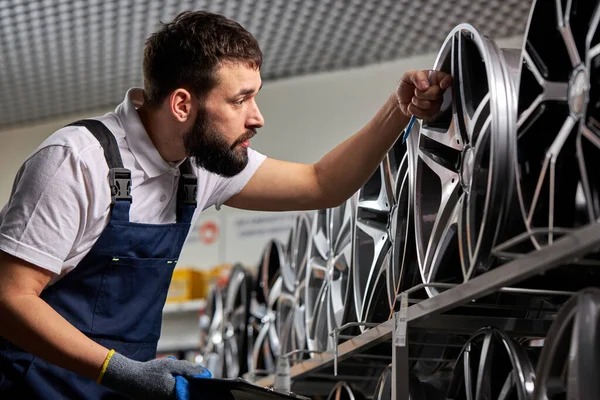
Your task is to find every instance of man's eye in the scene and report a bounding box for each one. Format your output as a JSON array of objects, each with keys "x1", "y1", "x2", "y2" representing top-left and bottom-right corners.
[{"x1": 234, "y1": 99, "x2": 244, "y2": 106}]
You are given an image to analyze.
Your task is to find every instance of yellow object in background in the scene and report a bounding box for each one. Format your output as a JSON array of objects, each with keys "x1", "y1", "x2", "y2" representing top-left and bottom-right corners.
[
  {"x1": 190, "y1": 269, "x2": 209, "y2": 300},
  {"x1": 167, "y1": 268, "x2": 192, "y2": 303},
  {"x1": 166, "y1": 264, "x2": 239, "y2": 304}
]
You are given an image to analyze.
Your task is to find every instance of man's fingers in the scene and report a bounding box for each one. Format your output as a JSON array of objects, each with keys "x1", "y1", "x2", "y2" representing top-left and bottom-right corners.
[
  {"x1": 408, "y1": 100, "x2": 442, "y2": 119},
  {"x1": 414, "y1": 85, "x2": 441, "y2": 101},
  {"x1": 440, "y1": 73, "x2": 453, "y2": 89},
  {"x1": 412, "y1": 97, "x2": 432, "y2": 110},
  {"x1": 407, "y1": 70, "x2": 430, "y2": 91},
  {"x1": 414, "y1": 97, "x2": 441, "y2": 111},
  {"x1": 407, "y1": 103, "x2": 429, "y2": 117}
]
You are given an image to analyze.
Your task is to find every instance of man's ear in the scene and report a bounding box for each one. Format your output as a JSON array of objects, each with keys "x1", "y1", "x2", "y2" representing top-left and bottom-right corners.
[{"x1": 169, "y1": 89, "x2": 193, "y2": 122}]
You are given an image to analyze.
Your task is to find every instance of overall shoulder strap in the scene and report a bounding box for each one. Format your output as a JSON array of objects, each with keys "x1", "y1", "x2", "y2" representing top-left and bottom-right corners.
[
  {"x1": 67, "y1": 120, "x2": 132, "y2": 220},
  {"x1": 176, "y1": 158, "x2": 197, "y2": 223}
]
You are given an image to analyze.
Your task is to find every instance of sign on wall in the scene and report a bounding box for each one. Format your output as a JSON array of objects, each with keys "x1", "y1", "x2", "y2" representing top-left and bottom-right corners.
[{"x1": 223, "y1": 210, "x2": 296, "y2": 268}]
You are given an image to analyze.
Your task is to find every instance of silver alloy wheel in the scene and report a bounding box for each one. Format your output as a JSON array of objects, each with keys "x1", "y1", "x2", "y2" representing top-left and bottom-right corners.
[
  {"x1": 353, "y1": 144, "x2": 412, "y2": 329},
  {"x1": 200, "y1": 285, "x2": 225, "y2": 377},
  {"x1": 533, "y1": 288, "x2": 600, "y2": 400},
  {"x1": 277, "y1": 212, "x2": 312, "y2": 361},
  {"x1": 223, "y1": 264, "x2": 251, "y2": 378},
  {"x1": 247, "y1": 240, "x2": 285, "y2": 376},
  {"x1": 513, "y1": 0, "x2": 600, "y2": 251},
  {"x1": 256, "y1": 239, "x2": 286, "y2": 305},
  {"x1": 446, "y1": 327, "x2": 535, "y2": 400},
  {"x1": 305, "y1": 194, "x2": 357, "y2": 354},
  {"x1": 250, "y1": 276, "x2": 282, "y2": 375},
  {"x1": 414, "y1": 24, "x2": 517, "y2": 297}
]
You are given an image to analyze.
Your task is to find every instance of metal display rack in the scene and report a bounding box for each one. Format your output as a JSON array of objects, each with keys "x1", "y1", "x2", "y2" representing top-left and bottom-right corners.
[{"x1": 251, "y1": 221, "x2": 600, "y2": 399}]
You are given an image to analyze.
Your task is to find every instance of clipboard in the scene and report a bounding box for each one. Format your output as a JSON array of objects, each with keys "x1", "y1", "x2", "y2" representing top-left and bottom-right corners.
[{"x1": 183, "y1": 377, "x2": 311, "y2": 400}]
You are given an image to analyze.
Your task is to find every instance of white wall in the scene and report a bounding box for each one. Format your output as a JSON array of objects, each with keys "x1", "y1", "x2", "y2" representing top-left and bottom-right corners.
[{"x1": 0, "y1": 35, "x2": 524, "y2": 270}]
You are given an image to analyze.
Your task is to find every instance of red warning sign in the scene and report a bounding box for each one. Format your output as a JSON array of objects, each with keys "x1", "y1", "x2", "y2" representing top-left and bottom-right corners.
[{"x1": 199, "y1": 220, "x2": 219, "y2": 245}]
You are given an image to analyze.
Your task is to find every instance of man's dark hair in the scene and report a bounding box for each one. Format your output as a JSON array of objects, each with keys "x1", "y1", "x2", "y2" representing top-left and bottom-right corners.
[{"x1": 142, "y1": 11, "x2": 262, "y2": 106}]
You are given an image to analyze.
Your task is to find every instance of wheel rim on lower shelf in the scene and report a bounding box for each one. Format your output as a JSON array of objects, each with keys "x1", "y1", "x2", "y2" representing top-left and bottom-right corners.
[
  {"x1": 533, "y1": 288, "x2": 600, "y2": 400},
  {"x1": 512, "y1": 0, "x2": 600, "y2": 256},
  {"x1": 222, "y1": 264, "x2": 251, "y2": 378},
  {"x1": 446, "y1": 327, "x2": 535, "y2": 400},
  {"x1": 249, "y1": 276, "x2": 282, "y2": 376},
  {"x1": 247, "y1": 240, "x2": 285, "y2": 376},
  {"x1": 277, "y1": 212, "x2": 312, "y2": 362},
  {"x1": 256, "y1": 239, "x2": 285, "y2": 305},
  {"x1": 200, "y1": 285, "x2": 225, "y2": 377},
  {"x1": 413, "y1": 23, "x2": 517, "y2": 297},
  {"x1": 305, "y1": 194, "x2": 357, "y2": 354}
]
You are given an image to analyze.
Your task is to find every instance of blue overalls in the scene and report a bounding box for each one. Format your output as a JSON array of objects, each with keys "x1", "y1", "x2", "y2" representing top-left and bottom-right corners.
[{"x1": 0, "y1": 120, "x2": 198, "y2": 399}]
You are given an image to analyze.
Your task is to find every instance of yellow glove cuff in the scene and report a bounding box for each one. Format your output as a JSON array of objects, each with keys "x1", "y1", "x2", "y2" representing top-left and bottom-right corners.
[{"x1": 96, "y1": 349, "x2": 116, "y2": 384}]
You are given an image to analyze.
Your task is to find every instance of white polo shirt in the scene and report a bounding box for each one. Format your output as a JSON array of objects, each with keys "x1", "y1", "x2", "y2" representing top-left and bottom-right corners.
[{"x1": 0, "y1": 88, "x2": 266, "y2": 285}]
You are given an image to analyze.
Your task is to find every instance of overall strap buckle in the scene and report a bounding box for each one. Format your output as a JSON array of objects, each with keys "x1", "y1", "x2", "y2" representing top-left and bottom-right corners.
[
  {"x1": 109, "y1": 168, "x2": 132, "y2": 204},
  {"x1": 178, "y1": 174, "x2": 197, "y2": 206}
]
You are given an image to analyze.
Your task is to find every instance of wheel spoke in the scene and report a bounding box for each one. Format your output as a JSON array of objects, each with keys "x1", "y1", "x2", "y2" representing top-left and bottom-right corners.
[
  {"x1": 329, "y1": 274, "x2": 345, "y2": 328},
  {"x1": 312, "y1": 227, "x2": 329, "y2": 260},
  {"x1": 420, "y1": 126, "x2": 463, "y2": 151},
  {"x1": 497, "y1": 373, "x2": 515, "y2": 400},
  {"x1": 587, "y1": 4, "x2": 600, "y2": 51},
  {"x1": 418, "y1": 147, "x2": 460, "y2": 184},
  {"x1": 577, "y1": 132, "x2": 597, "y2": 221},
  {"x1": 363, "y1": 258, "x2": 389, "y2": 320},
  {"x1": 557, "y1": 0, "x2": 582, "y2": 68},
  {"x1": 419, "y1": 149, "x2": 461, "y2": 282},
  {"x1": 474, "y1": 332, "x2": 494, "y2": 400},
  {"x1": 454, "y1": 31, "x2": 471, "y2": 143},
  {"x1": 468, "y1": 93, "x2": 491, "y2": 146},
  {"x1": 463, "y1": 118, "x2": 492, "y2": 268},
  {"x1": 522, "y1": 51, "x2": 569, "y2": 103},
  {"x1": 308, "y1": 283, "x2": 328, "y2": 348},
  {"x1": 427, "y1": 193, "x2": 461, "y2": 283},
  {"x1": 309, "y1": 257, "x2": 327, "y2": 275},
  {"x1": 333, "y1": 210, "x2": 353, "y2": 256},
  {"x1": 464, "y1": 347, "x2": 474, "y2": 400},
  {"x1": 527, "y1": 116, "x2": 577, "y2": 230},
  {"x1": 355, "y1": 219, "x2": 390, "y2": 316}
]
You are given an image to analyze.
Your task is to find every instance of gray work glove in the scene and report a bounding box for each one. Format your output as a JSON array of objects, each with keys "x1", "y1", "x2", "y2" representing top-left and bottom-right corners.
[{"x1": 101, "y1": 352, "x2": 212, "y2": 400}]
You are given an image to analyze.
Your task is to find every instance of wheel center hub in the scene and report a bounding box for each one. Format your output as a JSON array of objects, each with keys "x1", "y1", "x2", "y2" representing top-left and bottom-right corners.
[
  {"x1": 326, "y1": 257, "x2": 335, "y2": 280},
  {"x1": 568, "y1": 66, "x2": 589, "y2": 118},
  {"x1": 460, "y1": 146, "x2": 475, "y2": 189}
]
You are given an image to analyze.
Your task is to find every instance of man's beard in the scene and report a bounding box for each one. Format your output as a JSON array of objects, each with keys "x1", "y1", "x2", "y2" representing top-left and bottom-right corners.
[{"x1": 183, "y1": 108, "x2": 254, "y2": 177}]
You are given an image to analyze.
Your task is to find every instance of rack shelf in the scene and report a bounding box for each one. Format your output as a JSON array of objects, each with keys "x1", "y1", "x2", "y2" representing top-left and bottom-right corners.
[{"x1": 252, "y1": 222, "x2": 600, "y2": 395}]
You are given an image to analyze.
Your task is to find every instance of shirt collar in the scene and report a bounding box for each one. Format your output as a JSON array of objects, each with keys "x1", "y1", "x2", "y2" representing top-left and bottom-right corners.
[{"x1": 115, "y1": 88, "x2": 185, "y2": 178}]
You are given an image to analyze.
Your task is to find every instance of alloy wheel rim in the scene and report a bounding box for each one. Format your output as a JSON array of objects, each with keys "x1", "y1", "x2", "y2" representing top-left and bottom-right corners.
[
  {"x1": 223, "y1": 264, "x2": 251, "y2": 378},
  {"x1": 446, "y1": 327, "x2": 535, "y2": 400},
  {"x1": 201, "y1": 285, "x2": 226, "y2": 377},
  {"x1": 513, "y1": 0, "x2": 600, "y2": 250},
  {"x1": 277, "y1": 212, "x2": 312, "y2": 361},
  {"x1": 533, "y1": 288, "x2": 600, "y2": 400},
  {"x1": 250, "y1": 276, "x2": 282, "y2": 375},
  {"x1": 353, "y1": 144, "x2": 412, "y2": 329},
  {"x1": 414, "y1": 23, "x2": 516, "y2": 297},
  {"x1": 305, "y1": 194, "x2": 357, "y2": 353}
]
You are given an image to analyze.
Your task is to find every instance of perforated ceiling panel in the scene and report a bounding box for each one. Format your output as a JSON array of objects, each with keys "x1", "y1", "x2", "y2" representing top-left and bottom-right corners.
[{"x1": 0, "y1": 0, "x2": 533, "y2": 130}]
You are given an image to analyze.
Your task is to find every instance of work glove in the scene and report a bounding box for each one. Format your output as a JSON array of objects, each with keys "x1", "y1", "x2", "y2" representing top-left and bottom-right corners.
[{"x1": 99, "y1": 351, "x2": 212, "y2": 400}]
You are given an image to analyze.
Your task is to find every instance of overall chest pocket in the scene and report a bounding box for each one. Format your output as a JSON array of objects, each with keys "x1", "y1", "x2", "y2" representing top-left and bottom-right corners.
[{"x1": 92, "y1": 256, "x2": 177, "y2": 344}]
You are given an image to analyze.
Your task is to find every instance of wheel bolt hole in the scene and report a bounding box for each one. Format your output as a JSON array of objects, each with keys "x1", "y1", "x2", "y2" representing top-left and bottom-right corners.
[
  {"x1": 452, "y1": 178, "x2": 455, "y2": 183},
  {"x1": 456, "y1": 139, "x2": 460, "y2": 144}
]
